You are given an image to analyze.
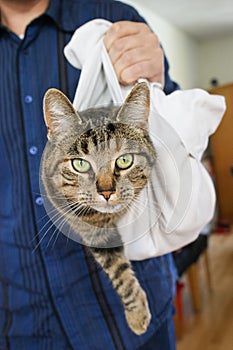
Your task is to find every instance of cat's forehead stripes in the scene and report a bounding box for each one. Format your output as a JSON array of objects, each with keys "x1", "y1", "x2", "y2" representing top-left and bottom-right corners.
[{"x1": 68, "y1": 123, "x2": 121, "y2": 156}]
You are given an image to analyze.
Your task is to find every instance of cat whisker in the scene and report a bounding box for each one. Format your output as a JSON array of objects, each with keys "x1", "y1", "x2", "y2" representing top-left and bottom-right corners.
[
  {"x1": 32, "y1": 202, "x2": 79, "y2": 250},
  {"x1": 39, "y1": 192, "x2": 68, "y2": 200},
  {"x1": 35, "y1": 200, "x2": 73, "y2": 226},
  {"x1": 33, "y1": 200, "x2": 77, "y2": 237},
  {"x1": 49, "y1": 213, "x2": 75, "y2": 249}
]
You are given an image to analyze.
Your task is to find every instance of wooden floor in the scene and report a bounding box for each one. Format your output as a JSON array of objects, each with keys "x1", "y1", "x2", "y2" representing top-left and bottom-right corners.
[{"x1": 176, "y1": 230, "x2": 233, "y2": 350}]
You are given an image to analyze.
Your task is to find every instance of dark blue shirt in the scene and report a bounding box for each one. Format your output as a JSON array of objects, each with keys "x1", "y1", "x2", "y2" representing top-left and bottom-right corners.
[{"x1": 0, "y1": 1, "x2": 178, "y2": 349}]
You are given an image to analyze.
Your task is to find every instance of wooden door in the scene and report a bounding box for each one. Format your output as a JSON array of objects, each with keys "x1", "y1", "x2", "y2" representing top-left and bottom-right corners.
[{"x1": 209, "y1": 83, "x2": 233, "y2": 224}]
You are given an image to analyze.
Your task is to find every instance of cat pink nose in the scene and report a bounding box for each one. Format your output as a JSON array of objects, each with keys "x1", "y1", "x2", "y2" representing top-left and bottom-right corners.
[{"x1": 99, "y1": 190, "x2": 115, "y2": 201}]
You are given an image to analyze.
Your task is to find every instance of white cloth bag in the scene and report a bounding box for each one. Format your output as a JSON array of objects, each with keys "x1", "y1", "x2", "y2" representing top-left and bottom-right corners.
[{"x1": 64, "y1": 19, "x2": 226, "y2": 260}]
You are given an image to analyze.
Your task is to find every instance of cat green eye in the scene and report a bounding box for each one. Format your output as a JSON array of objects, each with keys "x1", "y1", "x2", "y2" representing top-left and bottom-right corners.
[
  {"x1": 72, "y1": 158, "x2": 91, "y2": 173},
  {"x1": 116, "y1": 154, "x2": 134, "y2": 170}
]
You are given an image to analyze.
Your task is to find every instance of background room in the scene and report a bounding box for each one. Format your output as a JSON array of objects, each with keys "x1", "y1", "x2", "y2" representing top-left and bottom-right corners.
[{"x1": 125, "y1": 1, "x2": 233, "y2": 349}]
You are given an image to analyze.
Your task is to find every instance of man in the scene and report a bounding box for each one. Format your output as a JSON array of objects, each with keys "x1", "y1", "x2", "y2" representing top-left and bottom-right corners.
[{"x1": 0, "y1": 0, "x2": 179, "y2": 349}]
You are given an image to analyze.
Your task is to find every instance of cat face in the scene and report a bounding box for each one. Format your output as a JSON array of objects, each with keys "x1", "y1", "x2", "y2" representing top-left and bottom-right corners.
[
  {"x1": 59, "y1": 124, "x2": 154, "y2": 214},
  {"x1": 42, "y1": 82, "x2": 156, "y2": 218}
]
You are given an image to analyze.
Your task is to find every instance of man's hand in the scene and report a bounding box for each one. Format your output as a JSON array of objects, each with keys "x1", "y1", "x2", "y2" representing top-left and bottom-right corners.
[{"x1": 104, "y1": 21, "x2": 164, "y2": 86}]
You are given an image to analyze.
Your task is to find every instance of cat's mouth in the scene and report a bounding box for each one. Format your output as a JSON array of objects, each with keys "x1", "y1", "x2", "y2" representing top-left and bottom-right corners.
[
  {"x1": 92, "y1": 203, "x2": 124, "y2": 214},
  {"x1": 88, "y1": 192, "x2": 130, "y2": 214}
]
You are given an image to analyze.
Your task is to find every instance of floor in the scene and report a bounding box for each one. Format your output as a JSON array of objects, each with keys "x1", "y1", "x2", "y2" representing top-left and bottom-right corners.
[{"x1": 175, "y1": 229, "x2": 233, "y2": 350}]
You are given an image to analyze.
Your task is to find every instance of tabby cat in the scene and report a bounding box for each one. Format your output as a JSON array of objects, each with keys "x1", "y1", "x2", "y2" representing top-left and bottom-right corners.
[{"x1": 41, "y1": 82, "x2": 156, "y2": 335}]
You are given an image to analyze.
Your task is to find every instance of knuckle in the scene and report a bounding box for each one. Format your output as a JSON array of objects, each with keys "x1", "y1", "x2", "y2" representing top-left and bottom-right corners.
[
  {"x1": 121, "y1": 50, "x2": 134, "y2": 66},
  {"x1": 138, "y1": 22, "x2": 150, "y2": 32},
  {"x1": 149, "y1": 57, "x2": 160, "y2": 71},
  {"x1": 150, "y1": 46, "x2": 164, "y2": 63},
  {"x1": 146, "y1": 32, "x2": 159, "y2": 48},
  {"x1": 133, "y1": 61, "x2": 157, "y2": 80},
  {"x1": 105, "y1": 23, "x2": 122, "y2": 45},
  {"x1": 113, "y1": 38, "x2": 124, "y2": 52},
  {"x1": 123, "y1": 62, "x2": 144, "y2": 82},
  {"x1": 121, "y1": 71, "x2": 135, "y2": 85},
  {"x1": 110, "y1": 21, "x2": 124, "y2": 35},
  {"x1": 135, "y1": 61, "x2": 147, "y2": 75}
]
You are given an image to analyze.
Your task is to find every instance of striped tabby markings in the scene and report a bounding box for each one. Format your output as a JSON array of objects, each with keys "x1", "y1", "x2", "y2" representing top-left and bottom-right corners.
[{"x1": 91, "y1": 247, "x2": 151, "y2": 335}]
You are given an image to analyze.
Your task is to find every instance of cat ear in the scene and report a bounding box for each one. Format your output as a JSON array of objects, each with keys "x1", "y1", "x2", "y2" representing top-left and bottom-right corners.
[
  {"x1": 116, "y1": 82, "x2": 150, "y2": 129},
  {"x1": 43, "y1": 88, "x2": 82, "y2": 140}
]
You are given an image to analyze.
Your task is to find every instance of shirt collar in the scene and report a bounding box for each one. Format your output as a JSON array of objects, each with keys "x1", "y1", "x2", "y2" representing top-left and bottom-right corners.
[
  {"x1": 0, "y1": 0, "x2": 79, "y2": 35},
  {"x1": 45, "y1": 0, "x2": 80, "y2": 33}
]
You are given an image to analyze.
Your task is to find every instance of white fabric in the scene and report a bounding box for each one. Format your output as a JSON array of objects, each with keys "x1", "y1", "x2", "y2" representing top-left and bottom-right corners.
[{"x1": 64, "y1": 19, "x2": 226, "y2": 260}]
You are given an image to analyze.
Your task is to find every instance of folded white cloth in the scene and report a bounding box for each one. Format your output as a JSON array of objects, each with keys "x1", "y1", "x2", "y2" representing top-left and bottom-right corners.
[{"x1": 64, "y1": 19, "x2": 226, "y2": 260}]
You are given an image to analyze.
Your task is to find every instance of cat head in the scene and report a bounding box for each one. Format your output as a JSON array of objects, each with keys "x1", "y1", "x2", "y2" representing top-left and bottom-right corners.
[
  {"x1": 42, "y1": 82, "x2": 155, "y2": 216},
  {"x1": 43, "y1": 82, "x2": 150, "y2": 141}
]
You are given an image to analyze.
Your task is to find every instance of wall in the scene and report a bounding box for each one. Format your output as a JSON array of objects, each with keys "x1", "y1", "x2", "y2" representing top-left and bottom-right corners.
[{"x1": 199, "y1": 34, "x2": 233, "y2": 90}]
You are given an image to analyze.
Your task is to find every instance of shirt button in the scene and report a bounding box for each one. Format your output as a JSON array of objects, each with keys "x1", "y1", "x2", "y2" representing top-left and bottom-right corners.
[
  {"x1": 35, "y1": 196, "x2": 44, "y2": 206},
  {"x1": 25, "y1": 95, "x2": 33, "y2": 103},
  {"x1": 29, "y1": 146, "x2": 38, "y2": 155}
]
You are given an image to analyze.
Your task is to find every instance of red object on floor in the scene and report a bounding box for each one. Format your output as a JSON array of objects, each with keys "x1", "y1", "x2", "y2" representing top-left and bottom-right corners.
[
  {"x1": 215, "y1": 222, "x2": 231, "y2": 234},
  {"x1": 176, "y1": 282, "x2": 185, "y2": 318}
]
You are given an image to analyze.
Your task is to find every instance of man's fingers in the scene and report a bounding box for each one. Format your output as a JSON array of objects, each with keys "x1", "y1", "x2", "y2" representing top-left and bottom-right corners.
[
  {"x1": 104, "y1": 21, "x2": 149, "y2": 50},
  {"x1": 120, "y1": 58, "x2": 164, "y2": 86},
  {"x1": 106, "y1": 31, "x2": 159, "y2": 64},
  {"x1": 104, "y1": 21, "x2": 164, "y2": 86}
]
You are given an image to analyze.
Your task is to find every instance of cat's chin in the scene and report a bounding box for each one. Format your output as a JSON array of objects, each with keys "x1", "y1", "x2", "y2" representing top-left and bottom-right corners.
[{"x1": 92, "y1": 203, "x2": 124, "y2": 214}]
